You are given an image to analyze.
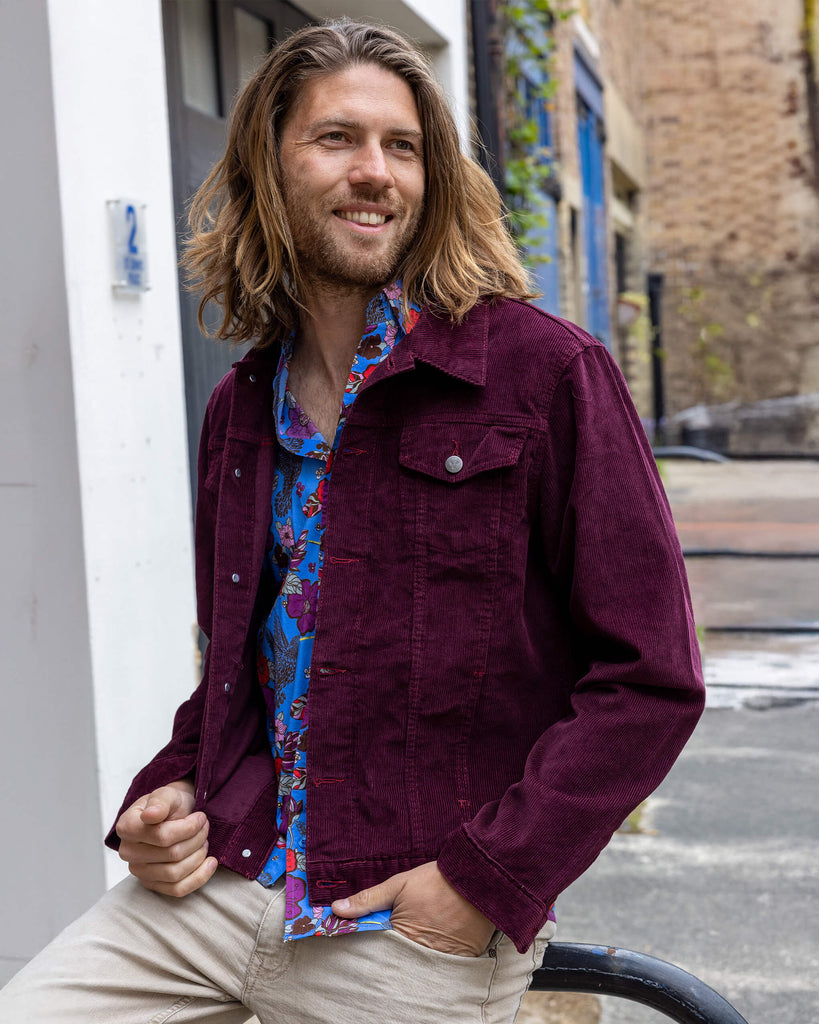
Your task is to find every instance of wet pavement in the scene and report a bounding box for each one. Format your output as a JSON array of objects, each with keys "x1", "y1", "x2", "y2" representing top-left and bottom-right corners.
[
  {"x1": 549, "y1": 458, "x2": 819, "y2": 1024},
  {"x1": 664, "y1": 459, "x2": 819, "y2": 709}
]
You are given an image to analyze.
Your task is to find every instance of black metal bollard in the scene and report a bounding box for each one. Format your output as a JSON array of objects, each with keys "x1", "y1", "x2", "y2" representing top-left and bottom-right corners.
[{"x1": 530, "y1": 943, "x2": 749, "y2": 1024}]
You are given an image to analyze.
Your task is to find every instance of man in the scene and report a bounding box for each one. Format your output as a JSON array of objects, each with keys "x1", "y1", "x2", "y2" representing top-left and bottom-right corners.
[{"x1": 0, "y1": 19, "x2": 705, "y2": 1024}]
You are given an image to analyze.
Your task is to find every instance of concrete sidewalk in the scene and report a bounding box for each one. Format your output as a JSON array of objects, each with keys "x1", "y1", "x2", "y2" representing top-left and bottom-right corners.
[{"x1": 551, "y1": 703, "x2": 819, "y2": 1024}]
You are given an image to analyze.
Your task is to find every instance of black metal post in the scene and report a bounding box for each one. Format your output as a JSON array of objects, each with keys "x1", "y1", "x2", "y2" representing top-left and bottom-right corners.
[{"x1": 647, "y1": 272, "x2": 666, "y2": 445}]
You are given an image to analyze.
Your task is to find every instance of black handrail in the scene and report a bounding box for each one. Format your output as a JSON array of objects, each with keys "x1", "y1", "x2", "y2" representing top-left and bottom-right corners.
[{"x1": 530, "y1": 943, "x2": 749, "y2": 1024}]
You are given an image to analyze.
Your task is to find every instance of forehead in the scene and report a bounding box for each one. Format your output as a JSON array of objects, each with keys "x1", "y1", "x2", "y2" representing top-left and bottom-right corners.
[{"x1": 284, "y1": 63, "x2": 421, "y2": 132}]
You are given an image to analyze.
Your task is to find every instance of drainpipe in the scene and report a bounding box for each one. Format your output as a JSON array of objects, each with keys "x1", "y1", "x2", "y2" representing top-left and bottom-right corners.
[
  {"x1": 470, "y1": 0, "x2": 506, "y2": 198},
  {"x1": 647, "y1": 272, "x2": 666, "y2": 444}
]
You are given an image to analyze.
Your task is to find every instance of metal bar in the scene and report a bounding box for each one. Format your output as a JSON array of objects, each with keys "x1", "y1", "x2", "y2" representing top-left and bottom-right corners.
[
  {"x1": 530, "y1": 943, "x2": 749, "y2": 1024},
  {"x1": 652, "y1": 445, "x2": 730, "y2": 463},
  {"x1": 683, "y1": 549, "x2": 819, "y2": 559}
]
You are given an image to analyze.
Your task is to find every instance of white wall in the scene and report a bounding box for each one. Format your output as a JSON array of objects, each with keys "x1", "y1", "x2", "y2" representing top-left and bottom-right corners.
[
  {"x1": 303, "y1": 0, "x2": 471, "y2": 148},
  {"x1": 45, "y1": 0, "x2": 199, "y2": 888},
  {"x1": 0, "y1": 0, "x2": 105, "y2": 983},
  {"x1": 1, "y1": 0, "x2": 198, "y2": 981}
]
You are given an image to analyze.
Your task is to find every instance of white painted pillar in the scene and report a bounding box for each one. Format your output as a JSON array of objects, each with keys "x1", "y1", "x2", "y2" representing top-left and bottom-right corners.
[{"x1": 0, "y1": 0, "x2": 198, "y2": 982}]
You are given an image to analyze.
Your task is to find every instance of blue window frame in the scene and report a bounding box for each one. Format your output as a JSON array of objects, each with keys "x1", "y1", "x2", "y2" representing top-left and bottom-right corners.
[{"x1": 574, "y1": 51, "x2": 610, "y2": 348}]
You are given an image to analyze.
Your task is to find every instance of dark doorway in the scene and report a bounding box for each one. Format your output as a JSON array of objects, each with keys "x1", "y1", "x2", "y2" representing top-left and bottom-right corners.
[{"x1": 162, "y1": 1, "x2": 312, "y2": 503}]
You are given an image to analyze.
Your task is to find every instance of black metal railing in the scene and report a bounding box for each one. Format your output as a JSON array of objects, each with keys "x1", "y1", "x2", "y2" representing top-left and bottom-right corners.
[{"x1": 530, "y1": 943, "x2": 749, "y2": 1024}]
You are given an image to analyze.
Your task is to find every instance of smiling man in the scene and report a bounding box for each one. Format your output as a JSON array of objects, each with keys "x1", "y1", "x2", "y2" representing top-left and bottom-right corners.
[{"x1": 0, "y1": 19, "x2": 705, "y2": 1024}]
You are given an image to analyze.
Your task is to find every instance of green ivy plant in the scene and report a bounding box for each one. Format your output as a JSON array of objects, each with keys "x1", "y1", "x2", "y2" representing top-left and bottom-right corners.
[
  {"x1": 502, "y1": 0, "x2": 571, "y2": 263},
  {"x1": 677, "y1": 287, "x2": 735, "y2": 403}
]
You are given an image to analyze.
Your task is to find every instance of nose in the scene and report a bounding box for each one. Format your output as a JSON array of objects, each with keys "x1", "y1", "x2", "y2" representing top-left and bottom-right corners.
[{"x1": 348, "y1": 138, "x2": 395, "y2": 191}]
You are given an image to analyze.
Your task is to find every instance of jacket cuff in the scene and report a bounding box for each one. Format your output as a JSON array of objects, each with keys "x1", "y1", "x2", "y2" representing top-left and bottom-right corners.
[
  {"x1": 437, "y1": 827, "x2": 552, "y2": 954},
  {"x1": 104, "y1": 755, "x2": 197, "y2": 851}
]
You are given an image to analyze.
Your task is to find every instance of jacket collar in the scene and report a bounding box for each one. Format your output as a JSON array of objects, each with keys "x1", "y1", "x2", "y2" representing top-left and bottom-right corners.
[
  {"x1": 233, "y1": 300, "x2": 490, "y2": 387},
  {"x1": 402, "y1": 302, "x2": 489, "y2": 386}
]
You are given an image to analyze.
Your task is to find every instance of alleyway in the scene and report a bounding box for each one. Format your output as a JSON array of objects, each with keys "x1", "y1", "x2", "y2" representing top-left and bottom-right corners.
[{"x1": 522, "y1": 458, "x2": 819, "y2": 1024}]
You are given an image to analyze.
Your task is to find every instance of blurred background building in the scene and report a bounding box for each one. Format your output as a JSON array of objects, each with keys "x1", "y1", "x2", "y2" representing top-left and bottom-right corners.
[
  {"x1": 1, "y1": 0, "x2": 816, "y2": 983},
  {"x1": 641, "y1": 0, "x2": 819, "y2": 453}
]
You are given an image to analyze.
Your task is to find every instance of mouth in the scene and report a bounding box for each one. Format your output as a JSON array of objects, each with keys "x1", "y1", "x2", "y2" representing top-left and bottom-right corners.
[{"x1": 334, "y1": 210, "x2": 393, "y2": 227}]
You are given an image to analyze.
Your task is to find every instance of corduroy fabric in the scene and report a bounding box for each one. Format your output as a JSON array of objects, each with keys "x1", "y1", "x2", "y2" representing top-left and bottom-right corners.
[{"x1": 106, "y1": 299, "x2": 704, "y2": 953}]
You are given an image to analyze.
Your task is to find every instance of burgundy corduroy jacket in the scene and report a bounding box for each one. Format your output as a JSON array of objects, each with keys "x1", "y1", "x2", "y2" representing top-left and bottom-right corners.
[{"x1": 107, "y1": 298, "x2": 704, "y2": 953}]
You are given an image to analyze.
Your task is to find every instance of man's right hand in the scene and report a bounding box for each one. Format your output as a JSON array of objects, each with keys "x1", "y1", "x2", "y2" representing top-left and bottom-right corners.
[{"x1": 115, "y1": 779, "x2": 218, "y2": 897}]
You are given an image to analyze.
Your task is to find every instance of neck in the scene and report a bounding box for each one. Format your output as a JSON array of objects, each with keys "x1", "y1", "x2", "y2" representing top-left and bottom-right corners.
[{"x1": 295, "y1": 280, "x2": 377, "y2": 388}]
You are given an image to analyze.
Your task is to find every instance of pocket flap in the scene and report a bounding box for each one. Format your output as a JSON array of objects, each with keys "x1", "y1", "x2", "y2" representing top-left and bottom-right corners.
[{"x1": 399, "y1": 424, "x2": 526, "y2": 483}]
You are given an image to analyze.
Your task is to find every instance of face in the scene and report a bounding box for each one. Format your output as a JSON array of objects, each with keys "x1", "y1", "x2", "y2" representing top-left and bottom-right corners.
[{"x1": 278, "y1": 63, "x2": 425, "y2": 293}]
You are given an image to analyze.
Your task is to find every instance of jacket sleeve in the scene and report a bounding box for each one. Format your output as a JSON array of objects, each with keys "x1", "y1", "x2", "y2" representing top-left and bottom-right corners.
[
  {"x1": 104, "y1": 374, "x2": 231, "y2": 850},
  {"x1": 437, "y1": 342, "x2": 705, "y2": 951}
]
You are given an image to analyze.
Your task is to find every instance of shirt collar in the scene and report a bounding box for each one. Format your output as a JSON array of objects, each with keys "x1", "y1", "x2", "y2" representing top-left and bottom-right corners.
[
  {"x1": 272, "y1": 281, "x2": 423, "y2": 457},
  {"x1": 235, "y1": 291, "x2": 491, "y2": 389}
]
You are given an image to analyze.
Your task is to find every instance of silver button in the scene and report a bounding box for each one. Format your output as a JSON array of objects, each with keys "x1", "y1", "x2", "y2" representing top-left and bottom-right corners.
[
  {"x1": 231, "y1": 573, "x2": 240, "y2": 583},
  {"x1": 224, "y1": 683, "x2": 230, "y2": 693},
  {"x1": 234, "y1": 467, "x2": 242, "y2": 478},
  {"x1": 445, "y1": 455, "x2": 463, "y2": 474},
  {"x1": 248, "y1": 374, "x2": 257, "y2": 383},
  {"x1": 241, "y1": 848, "x2": 252, "y2": 858}
]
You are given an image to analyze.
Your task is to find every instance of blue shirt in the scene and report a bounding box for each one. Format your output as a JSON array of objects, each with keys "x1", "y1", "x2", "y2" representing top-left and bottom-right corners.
[{"x1": 256, "y1": 284, "x2": 421, "y2": 940}]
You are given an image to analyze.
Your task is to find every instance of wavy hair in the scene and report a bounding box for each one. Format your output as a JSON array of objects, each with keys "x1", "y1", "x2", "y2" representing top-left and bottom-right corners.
[{"x1": 183, "y1": 19, "x2": 535, "y2": 347}]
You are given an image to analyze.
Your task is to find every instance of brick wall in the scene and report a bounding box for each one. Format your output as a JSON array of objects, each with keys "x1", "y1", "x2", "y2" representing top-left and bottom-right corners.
[{"x1": 641, "y1": 0, "x2": 819, "y2": 422}]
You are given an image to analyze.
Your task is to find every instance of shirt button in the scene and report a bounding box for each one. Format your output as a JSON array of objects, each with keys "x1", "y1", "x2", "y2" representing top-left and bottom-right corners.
[
  {"x1": 234, "y1": 467, "x2": 242, "y2": 478},
  {"x1": 248, "y1": 374, "x2": 257, "y2": 383},
  {"x1": 241, "y1": 848, "x2": 252, "y2": 858},
  {"x1": 231, "y1": 573, "x2": 240, "y2": 583},
  {"x1": 224, "y1": 683, "x2": 230, "y2": 693},
  {"x1": 445, "y1": 455, "x2": 464, "y2": 474}
]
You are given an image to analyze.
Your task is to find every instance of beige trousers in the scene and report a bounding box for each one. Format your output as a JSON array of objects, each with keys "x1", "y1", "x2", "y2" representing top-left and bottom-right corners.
[{"x1": 0, "y1": 868, "x2": 555, "y2": 1024}]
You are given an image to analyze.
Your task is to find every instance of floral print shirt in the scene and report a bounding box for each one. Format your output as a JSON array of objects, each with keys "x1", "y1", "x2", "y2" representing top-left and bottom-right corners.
[{"x1": 256, "y1": 283, "x2": 421, "y2": 940}]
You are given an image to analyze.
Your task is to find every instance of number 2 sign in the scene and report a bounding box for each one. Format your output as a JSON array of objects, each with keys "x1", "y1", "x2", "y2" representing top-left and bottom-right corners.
[{"x1": 107, "y1": 198, "x2": 150, "y2": 293}]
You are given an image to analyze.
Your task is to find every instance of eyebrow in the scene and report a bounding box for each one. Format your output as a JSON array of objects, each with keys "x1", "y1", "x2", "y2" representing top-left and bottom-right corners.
[{"x1": 306, "y1": 116, "x2": 423, "y2": 141}]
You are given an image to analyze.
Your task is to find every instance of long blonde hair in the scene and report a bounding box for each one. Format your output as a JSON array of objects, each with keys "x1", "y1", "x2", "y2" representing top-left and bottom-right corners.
[{"x1": 183, "y1": 19, "x2": 535, "y2": 347}]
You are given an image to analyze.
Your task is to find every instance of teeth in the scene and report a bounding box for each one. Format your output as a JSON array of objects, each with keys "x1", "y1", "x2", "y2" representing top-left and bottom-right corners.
[{"x1": 337, "y1": 210, "x2": 387, "y2": 225}]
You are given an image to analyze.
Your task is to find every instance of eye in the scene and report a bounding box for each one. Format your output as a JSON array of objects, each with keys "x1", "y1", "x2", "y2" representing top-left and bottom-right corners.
[
  {"x1": 321, "y1": 131, "x2": 349, "y2": 143},
  {"x1": 390, "y1": 139, "x2": 417, "y2": 153}
]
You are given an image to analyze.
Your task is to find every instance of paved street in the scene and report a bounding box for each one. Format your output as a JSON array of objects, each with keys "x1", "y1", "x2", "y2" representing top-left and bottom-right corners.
[
  {"x1": 532, "y1": 459, "x2": 819, "y2": 1024},
  {"x1": 553, "y1": 704, "x2": 819, "y2": 1024},
  {"x1": 666, "y1": 459, "x2": 819, "y2": 710}
]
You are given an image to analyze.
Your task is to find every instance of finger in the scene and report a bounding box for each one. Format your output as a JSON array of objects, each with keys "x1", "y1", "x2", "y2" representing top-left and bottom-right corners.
[
  {"x1": 331, "y1": 872, "x2": 404, "y2": 918},
  {"x1": 129, "y1": 842, "x2": 211, "y2": 887},
  {"x1": 139, "y1": 855, "x2": 219, "y2": 899},
  {"x1": 118, "y1": 811, "x2": 207, "y2": 849},
  {"x1": 119, "y1": 822, "x2": 209, "y2": 866}
]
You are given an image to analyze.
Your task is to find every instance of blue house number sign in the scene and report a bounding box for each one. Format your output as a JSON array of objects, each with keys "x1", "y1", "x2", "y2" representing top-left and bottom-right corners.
[{"x1": 107, "y1": 198, "x2": 150, "y2": 293}]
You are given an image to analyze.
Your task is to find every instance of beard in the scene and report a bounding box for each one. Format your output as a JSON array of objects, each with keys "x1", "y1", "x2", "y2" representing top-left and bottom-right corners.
[{"x1": 283, "y1": 184, "x2": 423, "y2": 292}]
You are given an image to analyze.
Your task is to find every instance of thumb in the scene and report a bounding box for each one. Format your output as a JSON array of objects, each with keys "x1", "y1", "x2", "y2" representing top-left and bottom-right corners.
[
  {"x1": 331, "y1": 872, "x2": 405, "y2": 919},
  {"x1": 140, "y1": 784, "x2": 194, "y2": 825}
]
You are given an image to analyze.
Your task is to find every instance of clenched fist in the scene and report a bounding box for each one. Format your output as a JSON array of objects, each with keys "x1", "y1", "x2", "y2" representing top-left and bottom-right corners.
[{"x1": 116, "y1": 779, "x2": 218, "y2": 897}]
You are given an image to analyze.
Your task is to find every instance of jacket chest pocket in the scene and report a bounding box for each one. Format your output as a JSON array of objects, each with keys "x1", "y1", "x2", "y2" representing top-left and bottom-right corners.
[{"x1": 398, "y1": 423, "x2": 527, "y2": 560}]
